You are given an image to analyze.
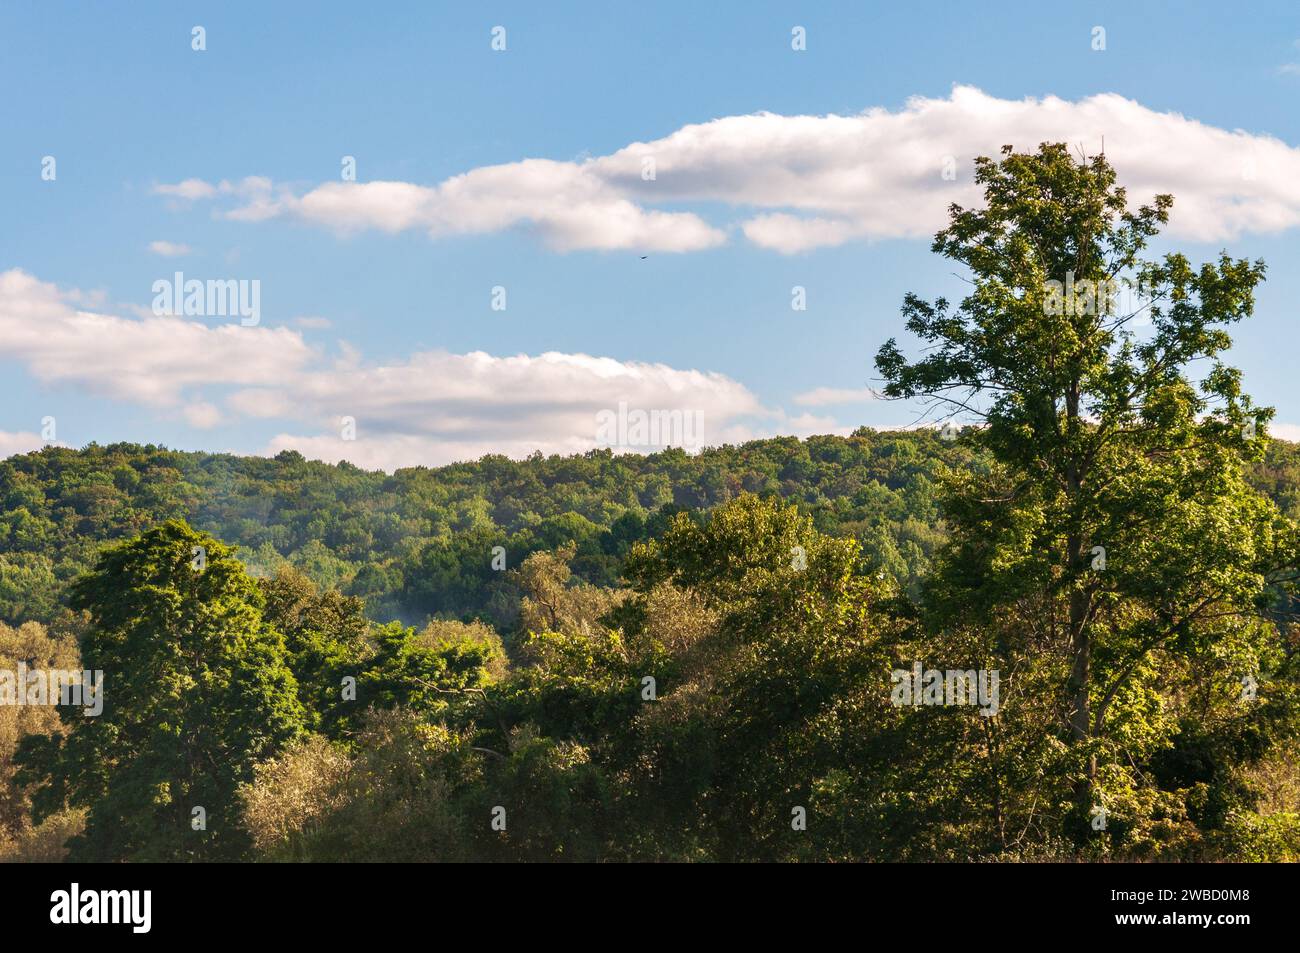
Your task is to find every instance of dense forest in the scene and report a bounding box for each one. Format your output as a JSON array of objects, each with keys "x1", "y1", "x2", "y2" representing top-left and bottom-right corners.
[
  {"x1": 3, "y1": 431, "x2": 1300, "y2": 628},
  {"x1": 3, "y1": 144, "x2": 1299, "y2": 863},
  {"x1": 0, "y1": 430, "x2": 975, "y2": 627},
  {"x1": 2, "y1": 429, "x2": 1297, "y2": 861}
]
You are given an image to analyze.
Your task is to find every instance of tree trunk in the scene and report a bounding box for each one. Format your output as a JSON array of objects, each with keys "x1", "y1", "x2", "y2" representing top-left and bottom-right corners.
[{"x1": 1063, "y1": 382, "x2": 1096, "y2": 836}]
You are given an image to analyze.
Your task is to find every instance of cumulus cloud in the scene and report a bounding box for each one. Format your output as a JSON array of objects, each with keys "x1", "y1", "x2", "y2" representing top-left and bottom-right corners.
[
  {"x1": 0, "y1": 269, "x2": 314, "y2": 406},
  {"x1": 153, "y1": 178, "x2": 217, "y2": 201},
  {"x1": 794, "y1": 386, "x2": 880, "y2": 406},
  {"x1": 182, "y1": 401, "x2": 223, "y2": 429},
  {"x1": 155, "y1": 86, "x2": 1300, "y2": 252},
  {"x1": 0, "y1": 431, "x2": 46, "y2": 458},
  {"x1": 159, "y1": 165, "x2": 725, "y2": 252},
  {"x1": 148, "y1": 240, "x2": 192, "y2": 257},
  {"x1": 0, "y1": 269, "x2": 807, "y2": 469},
  {"x1": 234, "y1": 349, "x2": 768, "y2": 466},
  {"x1": 266, "y1": 402, "x2": 849, "y2": 471}
]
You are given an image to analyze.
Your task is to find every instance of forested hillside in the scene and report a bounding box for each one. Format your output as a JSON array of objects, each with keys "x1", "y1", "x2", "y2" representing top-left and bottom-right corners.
[
  {"x1": 6, "y1": 433, "x2": 1298, "y2": 631},
  {"x1": 0, "y1": 430, "x2": 981, "y2": 627}
]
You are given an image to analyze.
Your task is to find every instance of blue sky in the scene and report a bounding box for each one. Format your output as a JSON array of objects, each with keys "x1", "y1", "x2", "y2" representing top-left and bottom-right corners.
[{"x1": 2, "y1": 1, "x2": 1299, "y2": 468}]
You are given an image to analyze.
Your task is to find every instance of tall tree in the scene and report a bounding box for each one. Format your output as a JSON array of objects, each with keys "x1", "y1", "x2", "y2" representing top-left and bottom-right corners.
[
  {"x1": 875, "y1": 142, "x2": 1299, "y2": 841},
  {"x1": 17, "y1": 520, "x2": 306, "y2": 860}
]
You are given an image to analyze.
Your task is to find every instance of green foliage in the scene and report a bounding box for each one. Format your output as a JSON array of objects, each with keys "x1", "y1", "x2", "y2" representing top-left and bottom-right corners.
[
  {"x1": 259, "y1": 566, "x2": 371, "y2": 734},
  {"x1": 15, "y1": 521, "x2": 307, "y2": 860},
  {"x1": 0, "y1": 432, "x2": 983, "y2": 629},
  {"x1": 875, "y1": 142, "x2": 1300, "y2": 847}
]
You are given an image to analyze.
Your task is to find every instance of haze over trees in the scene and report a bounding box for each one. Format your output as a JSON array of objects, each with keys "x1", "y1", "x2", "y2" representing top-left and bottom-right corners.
[{"x1": 2, "y1": 144, "x2": 1298, "y2": 862}]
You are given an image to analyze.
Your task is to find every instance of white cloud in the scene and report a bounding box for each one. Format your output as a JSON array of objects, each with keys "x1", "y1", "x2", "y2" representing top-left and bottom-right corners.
[
  {"x1": 1269, "y1": 422, "x2": 1300, "y2": 442},
  {"x1": 0, "y1": 269, "x2": 315, "y2": 406},
  {"x1": 153, "y1": 178, "x2": 217, "y2": 201},
  {"x1": 0, "y1": 269, "x2": 807, "y2": 469},
  {"x1": 794, "y1": 386, "x2": 879, "y2": 406},
  {"x1": 771, "y1": 411, "x2": 852, "y2": 438},
  {"x1": 741, "y1": 215, "x2": 863, "y2": 255},
  {"x1": 156, "y1": 86, "x2": 1300, "y2": 252},
  {"x1": 0, "y1": 431, "x2": 46, "y2": 459},
  {"x1": 148, "y1": 240, "x2": 192, "y2": 257},
  {"x1": 264, "y1": 399, "x2": 850, "y2": 472},
  {"x1": 160, "y1": 165, "x2": 725, "y2": 252},
  {"x1": 236, "y1": 349, "x2": 767, "y2": 465},
  {"x1": 182, "y1": 401, "x2": 223, "y2": 429}
]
